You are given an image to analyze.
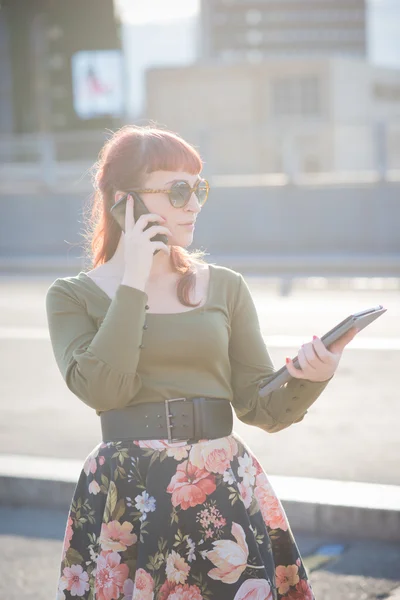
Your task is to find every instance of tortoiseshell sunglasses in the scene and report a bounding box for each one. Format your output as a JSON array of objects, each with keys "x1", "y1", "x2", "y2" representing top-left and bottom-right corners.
[{"x1": 126, "y1": 178, "x2": 209, "y2": 208}]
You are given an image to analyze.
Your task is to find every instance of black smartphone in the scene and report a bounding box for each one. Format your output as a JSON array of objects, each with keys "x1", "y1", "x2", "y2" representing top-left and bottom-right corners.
[{"x1": 109, "y1": 192, "x2": 168, "y2": 247}]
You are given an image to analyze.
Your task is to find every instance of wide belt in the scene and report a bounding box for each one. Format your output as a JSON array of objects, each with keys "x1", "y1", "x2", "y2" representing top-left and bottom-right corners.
[{"x1": 100, "y1": 397, "x2": 234, "y2": 443}]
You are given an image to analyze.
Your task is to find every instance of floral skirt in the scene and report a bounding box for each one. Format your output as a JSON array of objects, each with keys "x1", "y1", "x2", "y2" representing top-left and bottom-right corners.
[{"x1": 56, "y1": 431, "x2": 315, "y2": 600}]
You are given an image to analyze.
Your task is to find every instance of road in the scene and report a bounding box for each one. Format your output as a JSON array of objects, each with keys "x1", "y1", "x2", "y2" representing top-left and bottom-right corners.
[
  {"x1": 0, "y1": 273, "x2": 398, "y2": 484},
  {"x1": 0, "y1": 506, "x2": 399, "y2": 600}
]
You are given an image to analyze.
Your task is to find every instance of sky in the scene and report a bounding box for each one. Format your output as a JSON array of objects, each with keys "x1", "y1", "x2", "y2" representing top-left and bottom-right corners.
[
  {"x1": 115, "y1": 0, "x2": 200, "y2": 24},
  {"x1": 115, "y1": 0, "x2": 400, "y2": 68}
]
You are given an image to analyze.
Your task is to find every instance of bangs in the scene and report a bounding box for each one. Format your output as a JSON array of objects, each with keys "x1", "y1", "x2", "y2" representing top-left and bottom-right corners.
[{"x1": 141, "y1": 130, "x2": 203, "y2": 175}]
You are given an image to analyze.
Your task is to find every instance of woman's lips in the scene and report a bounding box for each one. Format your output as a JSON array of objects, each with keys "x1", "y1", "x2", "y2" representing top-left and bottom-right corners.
[{"x1": 180, "y1": 223, "x2": 195, "y2": 230}]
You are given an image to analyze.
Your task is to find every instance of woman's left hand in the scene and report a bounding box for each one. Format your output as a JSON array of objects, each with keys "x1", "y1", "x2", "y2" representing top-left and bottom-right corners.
[{"x1": 285, "y1": 326, "x2": 359, "y2": 382}]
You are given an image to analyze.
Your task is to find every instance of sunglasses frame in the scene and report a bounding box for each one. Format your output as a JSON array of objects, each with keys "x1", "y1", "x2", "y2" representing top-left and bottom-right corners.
[{"x1": 126, "y1": 178, "x2": 209, "y2": 208}]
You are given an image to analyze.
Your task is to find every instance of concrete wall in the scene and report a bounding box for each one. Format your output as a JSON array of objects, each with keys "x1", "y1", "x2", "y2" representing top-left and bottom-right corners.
[
  {"x1": 1, "y1": 183, "x2": 398, "y2": 273},
  {"x1": 145, "y1": 58, "x2": 400, "y2": 175}
]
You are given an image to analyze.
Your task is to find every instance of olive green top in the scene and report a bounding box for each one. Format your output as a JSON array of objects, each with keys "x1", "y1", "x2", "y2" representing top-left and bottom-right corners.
[{"x1": 45, "y1": 263, "x2": 332, "y2": 433}]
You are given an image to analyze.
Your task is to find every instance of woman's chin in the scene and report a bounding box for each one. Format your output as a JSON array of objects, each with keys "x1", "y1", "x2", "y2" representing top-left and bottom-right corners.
[{"x1": 172, "y1": 232, "x2": 194, "y2": 247}]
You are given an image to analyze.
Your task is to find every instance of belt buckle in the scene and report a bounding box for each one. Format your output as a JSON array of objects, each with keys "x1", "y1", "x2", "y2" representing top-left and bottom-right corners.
[{"x1": 164, "y1": 398, "x2": 188, "y2": 443}]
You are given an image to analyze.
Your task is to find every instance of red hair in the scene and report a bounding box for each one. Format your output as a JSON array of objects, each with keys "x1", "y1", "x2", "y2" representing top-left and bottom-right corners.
[{"x1": 82, "y1": 125, "x2": 207, "y2": 307}]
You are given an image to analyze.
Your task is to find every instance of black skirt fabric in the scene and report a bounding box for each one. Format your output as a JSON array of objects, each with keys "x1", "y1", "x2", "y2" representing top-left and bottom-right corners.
[{"x1": 56, "y1": 432, "x2": 315, "y2": 600}]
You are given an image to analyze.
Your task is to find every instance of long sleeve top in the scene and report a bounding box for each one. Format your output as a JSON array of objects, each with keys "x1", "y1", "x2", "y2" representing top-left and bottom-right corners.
[{"x1": 45, "y1": 263, "x2": 332, "y2": 433}]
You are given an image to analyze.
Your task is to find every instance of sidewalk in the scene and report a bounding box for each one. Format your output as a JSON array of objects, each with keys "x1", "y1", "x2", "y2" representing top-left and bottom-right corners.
[
  {"x1": 1, "y1": 253, "x2": 400, "y2": 280},
  {"x1": 1, "y1": 453, "x2": 399, "y2": 543}
]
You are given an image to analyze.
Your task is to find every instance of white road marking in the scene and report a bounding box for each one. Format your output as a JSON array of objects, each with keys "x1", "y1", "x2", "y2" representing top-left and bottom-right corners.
[{"x1": 0, "y1": 327, "x2": 399, "y2": 349}]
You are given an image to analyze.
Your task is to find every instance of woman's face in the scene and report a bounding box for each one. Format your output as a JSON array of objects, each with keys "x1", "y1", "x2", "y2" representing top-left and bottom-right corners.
[{"x1": 133, "y1": 170, "x2": 204, "y2": 247}]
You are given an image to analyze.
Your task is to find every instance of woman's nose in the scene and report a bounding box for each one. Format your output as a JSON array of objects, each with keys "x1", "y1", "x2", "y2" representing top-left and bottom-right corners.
[{"x1": 186, "y1": 192, "x2": 201, "y2": 213}]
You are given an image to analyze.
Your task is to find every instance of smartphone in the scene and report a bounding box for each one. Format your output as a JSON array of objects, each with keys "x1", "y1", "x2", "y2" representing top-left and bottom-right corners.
[{"x1": 109, "y1": 192, "x2": 168, "y2": 247}]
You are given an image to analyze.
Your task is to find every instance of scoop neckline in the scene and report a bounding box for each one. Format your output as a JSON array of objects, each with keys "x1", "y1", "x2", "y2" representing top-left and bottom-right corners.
[{"x1": 77, "y1": 263, "x2": 215, "y2": 316}]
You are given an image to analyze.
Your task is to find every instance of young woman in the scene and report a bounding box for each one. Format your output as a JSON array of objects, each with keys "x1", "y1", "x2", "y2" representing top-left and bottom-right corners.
[{"x1": 46, "y1": 125, "x2": 357, "y2": 600}]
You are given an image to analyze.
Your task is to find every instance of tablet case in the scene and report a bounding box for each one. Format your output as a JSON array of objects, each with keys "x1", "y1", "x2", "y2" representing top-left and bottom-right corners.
[{"x1": 258, "y1": 305, "x2": 387, "y2": 398}]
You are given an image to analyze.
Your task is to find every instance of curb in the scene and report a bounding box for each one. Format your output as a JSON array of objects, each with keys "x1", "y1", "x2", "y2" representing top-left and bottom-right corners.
[
  {"x1": 1, "y1": 454, "x2": 399, "y2": 543},
  {"x1": 1, "y1": 254, "x2": 400, "y2": 278}
]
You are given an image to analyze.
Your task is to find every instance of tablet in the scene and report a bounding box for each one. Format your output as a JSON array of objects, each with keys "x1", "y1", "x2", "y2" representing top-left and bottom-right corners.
[{"x1": 258, "y1": 305, "x2": 387, "y2": 398}]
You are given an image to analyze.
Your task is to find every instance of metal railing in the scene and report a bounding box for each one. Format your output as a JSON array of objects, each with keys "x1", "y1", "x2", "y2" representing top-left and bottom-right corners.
[{"x1": 1, "y1": 121, "x2": 400, "y2": 189}]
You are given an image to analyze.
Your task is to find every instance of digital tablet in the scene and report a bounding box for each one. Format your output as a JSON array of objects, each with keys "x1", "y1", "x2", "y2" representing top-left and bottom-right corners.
[{"x1": 258, "y1": 305, "x2": 387, "y2": 398}]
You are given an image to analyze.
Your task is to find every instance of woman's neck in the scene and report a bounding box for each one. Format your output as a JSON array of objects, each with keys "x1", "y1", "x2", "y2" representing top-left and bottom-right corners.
[{"x1": 104, "y1": 233, "x2": 175, "y2": 279}]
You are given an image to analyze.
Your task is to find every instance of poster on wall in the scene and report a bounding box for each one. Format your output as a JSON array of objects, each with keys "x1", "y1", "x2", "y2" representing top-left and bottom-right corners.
[{"x1": 71, "y1": 49, "x2": 124, "y2": 119}]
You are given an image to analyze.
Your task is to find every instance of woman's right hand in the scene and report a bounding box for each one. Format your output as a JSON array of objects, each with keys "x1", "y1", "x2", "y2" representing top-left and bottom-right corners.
[{"x1": 121, "y1": 195, "x2": 172, "y2": 291}]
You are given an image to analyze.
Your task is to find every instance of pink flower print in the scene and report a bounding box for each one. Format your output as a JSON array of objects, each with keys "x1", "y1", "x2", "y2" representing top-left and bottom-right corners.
[
  {"x1": 283, "y1": 579, "x2": 314, "y2": 600},
  {"x1": 134, "y1": 439, "x2": 170, "y2": 450},
  {"x1": 298, "y1": 579, "x2": 314, "y2": 600},
  {"x1": 159, "y1": 579, "x2": 176, "y2": 600},
  {"x1": 61, "y1": 515, "x2": 74, "y2": 559},
  {"x1": 59, "y1": 564, "x2": 89, "y2": 597},
  {"x1": 122, "y1": 577, "x2": 134, "y2": 600},
  {"x1": 99, "y1": 455, "x2": 106, "y2": 466},
  {"x1": 134, "y1": 439, "x2": 188, "y2": 450},
  {"x1": 196, "y1": 504, "x2": 227, "y2": 538},
  {"x1": 166, "y1": 445, "x2": 190, "y2": 460},
  {"x1": 275, "y1": 564, "x2": 300, "y2": 595},
  {"x1": 83, "y1": 447, "x2": 100, "y2": 476},
  {"x1": 132, "y1": 568, "x2": 155, "y2": 600},
  {"x1": 89, "y1": 480, "x2": 101, "y2": 495},
  {"x1": 237, "y1": 453, "x2": 257, "y2": 487},
  {"x1": 206, "y1": 522, "x2": 249, "y2": 584},
  {"x1": 233, "y1": 578, "x2": 273, "y2": 600},
  {"x1": 95, "y1": 551, "x2": 129, "y2": 600},
  {"x1": 252, "y1": 456, "x2": 264, "y2": 477},
  {"x1": 166, "y1": 550, "x2": 190, "y2": 584},
  {"x1": 254, "y1": 473, "x2": 288, "y2": 531},
  {"x1": 99, "y1": 521, "x2": 137, "y2": 552},
  {"x1": 167, "y1": 584, "x2": 203, "y2": 600},
  {"x1": 189, "y1": 437, "x2": 238, "y2": 474},
  {"x1": 238, "y1": 481, "x2": 253, "y2": 509},
  {"x1": 167, "y1": 460, "x2": 216, "y2": 510}
]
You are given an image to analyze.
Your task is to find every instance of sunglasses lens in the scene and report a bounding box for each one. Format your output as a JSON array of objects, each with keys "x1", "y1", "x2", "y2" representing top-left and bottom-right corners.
[
  {"x1": 170, "y1": 179, "x2": 209, "y2": 207},
  {"x1": 170, "y1": 181, "x2": 191, "y2": 207},
  {"x1": 196, "y1": 181, "x2": 209, "y2": 206}
]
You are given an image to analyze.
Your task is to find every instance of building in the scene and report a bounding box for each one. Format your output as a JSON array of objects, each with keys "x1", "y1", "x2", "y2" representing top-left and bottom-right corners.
[
  {"x1": 200, "y1": 0, "x2": 367, "y2": 62},
  {"x1": 0, "y1": 0, "x2": 121, "y2": 135},
  {"x1": 121, "y1": 16, "x2": 198, "y2": 120},
  {"x1": 146, "y1": 57, "x2": 400, "y2": 175}
]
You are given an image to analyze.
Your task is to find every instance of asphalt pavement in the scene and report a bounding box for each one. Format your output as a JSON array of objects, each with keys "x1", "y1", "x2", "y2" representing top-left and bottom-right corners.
[{"x1": 1, "y1": 506, "x2": 399, "y2": 600}]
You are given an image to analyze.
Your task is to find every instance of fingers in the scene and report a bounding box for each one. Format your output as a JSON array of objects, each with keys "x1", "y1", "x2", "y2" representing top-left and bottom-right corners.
[
  {"x1": 297, "y1": 347, "x2": 317, "y2": 375},
  {"x1": 310, "y1": 337, "x2": 333, "y2": 362},
  {"x1": 285, "y1": 357, "x2": 304, "y2": 379},
  {"x1": 151, "y1": 241, "x2": 170, "y2": 256},
  {"x1": 328, "y1": 327, "x2": 359, "y2": 355},
  {"x1": 142, "y1": 225, "x2": 173, "y2": 240}
]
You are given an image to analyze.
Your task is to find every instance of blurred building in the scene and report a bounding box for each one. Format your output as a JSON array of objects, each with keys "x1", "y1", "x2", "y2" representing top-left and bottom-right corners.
[
  {"x1": 121, "y1": 16, "x2": 198, "y2": 120},
  {"x1": 200, "y1": 0, "x2": 367, "y2": 62},
  {"x1": 0, "y1": 0, "x2": 122, "y2": 136},
  {"x1": 146, "y1": 57, "x2": 400, "y2": 175}
]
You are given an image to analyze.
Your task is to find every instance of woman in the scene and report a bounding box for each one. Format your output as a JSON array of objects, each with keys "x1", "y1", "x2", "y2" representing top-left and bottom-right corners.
[{"x1": 46, "y1": 125, "x2": 357, "y2": 600}]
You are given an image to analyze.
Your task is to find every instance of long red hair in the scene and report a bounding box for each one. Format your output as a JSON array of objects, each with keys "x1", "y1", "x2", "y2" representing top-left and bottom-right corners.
[{"x1": 82, "y1": 125, "x2": 207, "y2": 307}]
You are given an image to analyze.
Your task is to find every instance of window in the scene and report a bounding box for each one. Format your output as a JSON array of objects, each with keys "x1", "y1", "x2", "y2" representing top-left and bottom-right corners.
[
  {"x1": 272, "y1": 76, "x2": 322, "y2": 117},
  {"x1": 246, "y1": 9, "x2": 262, "y2": 25}
]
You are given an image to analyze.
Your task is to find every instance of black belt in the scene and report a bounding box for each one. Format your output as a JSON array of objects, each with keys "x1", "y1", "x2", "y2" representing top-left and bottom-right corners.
[{"x1": 100, "y1": 397, "x2": 233, "y2": 443}]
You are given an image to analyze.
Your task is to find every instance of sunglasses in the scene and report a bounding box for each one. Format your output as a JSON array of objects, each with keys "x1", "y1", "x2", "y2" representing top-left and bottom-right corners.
[{"x1": 127, "y1": 178, "x2": 209, "y2": 209}]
